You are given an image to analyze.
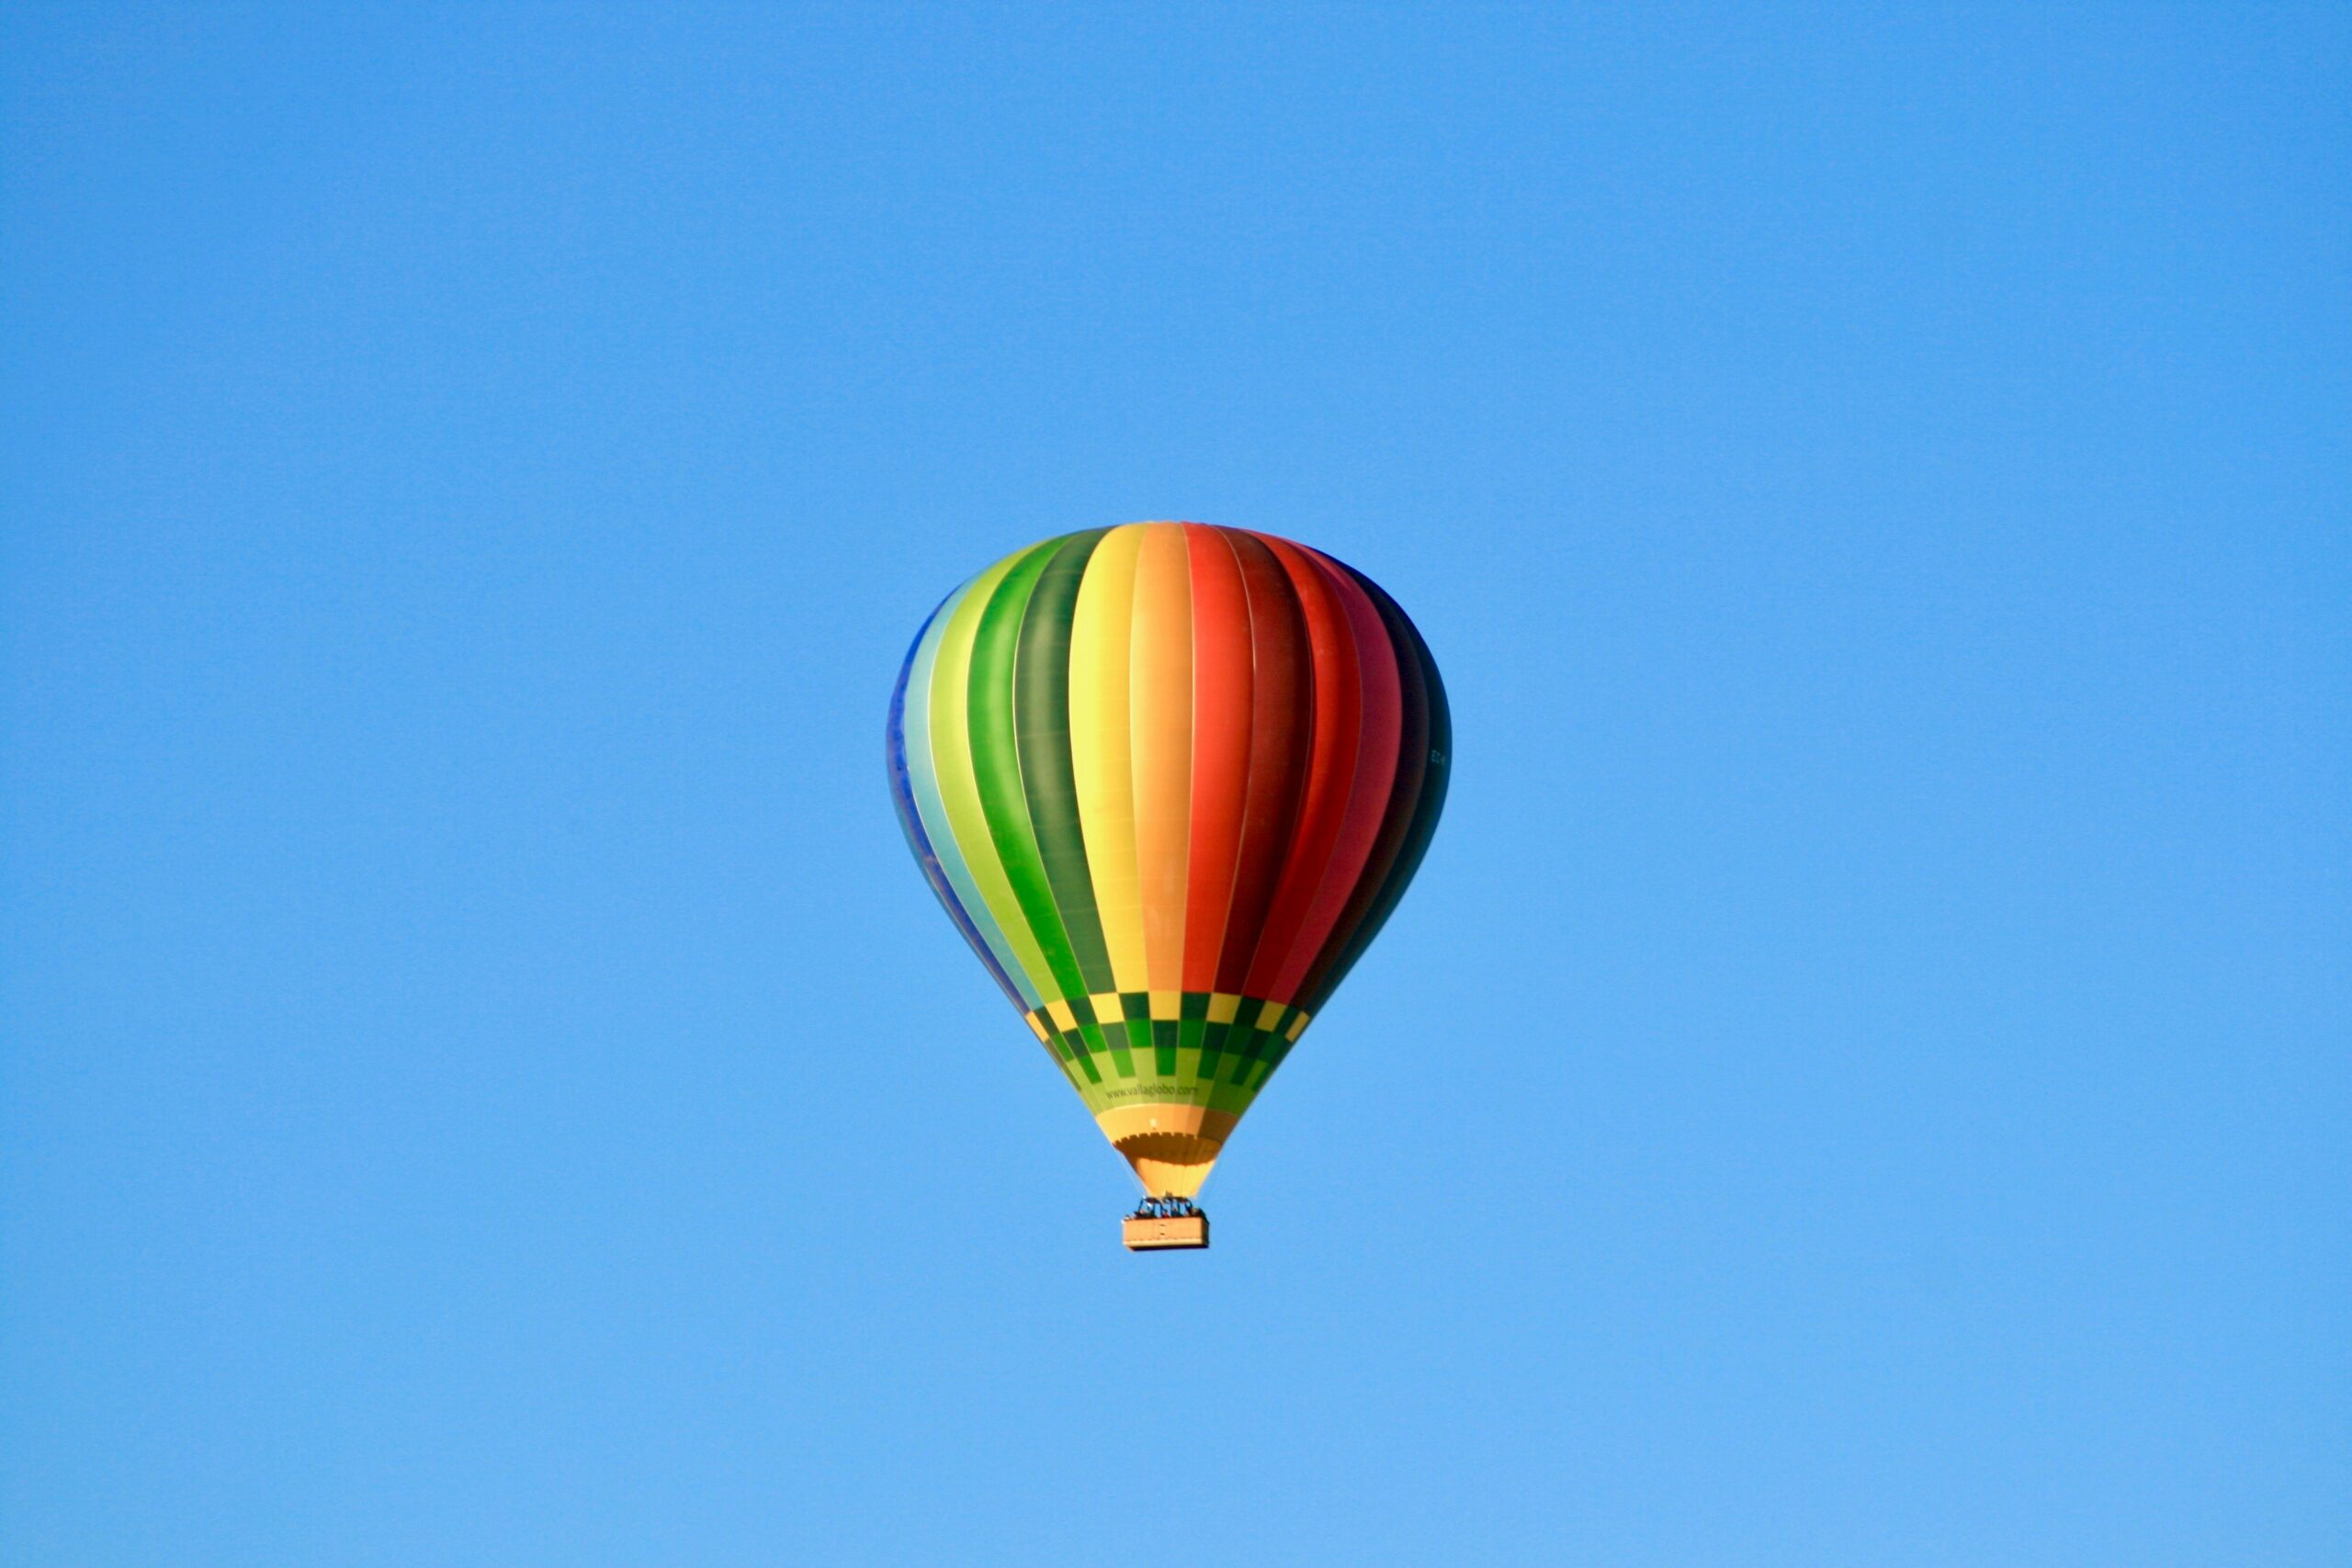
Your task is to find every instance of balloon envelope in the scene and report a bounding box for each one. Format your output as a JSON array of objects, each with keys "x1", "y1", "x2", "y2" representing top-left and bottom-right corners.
[{"x1": 886, "y1": 523, "x2": 1448, "y2": 1197}]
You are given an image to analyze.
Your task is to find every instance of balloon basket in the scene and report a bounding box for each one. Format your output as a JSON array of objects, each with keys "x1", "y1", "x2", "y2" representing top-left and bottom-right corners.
[{"x1": 1122, "y1": 1198, "x2": 1208, "y2": 1251}]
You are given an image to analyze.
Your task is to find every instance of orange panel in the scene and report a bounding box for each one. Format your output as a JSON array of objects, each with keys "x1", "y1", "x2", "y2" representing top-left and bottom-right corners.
[{"x1": 1128, "y1": 525, "x2": 1194, "y2": 995}]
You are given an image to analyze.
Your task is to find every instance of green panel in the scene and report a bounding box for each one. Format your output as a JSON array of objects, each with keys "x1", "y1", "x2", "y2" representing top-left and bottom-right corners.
[
  {"x1": 1012, "y1": 531, "x2": 1118, "y2": 995},
  {"x1": 966, "y1": 545, "x2": 1091, "y2": 1000},
  {"x1": 1192, "y1": 1021, "x2": 1220, "y2": 1086},
  {"x1": 1080, "y1": 1018, "x2": 1134, "y2": 1078},
  {"x1": 926, "y1": 553, "x2": 1060, "y2": 999},
  {"x1": 1224, "y1": 1026, "x2": 1265, "y2": 1084}
]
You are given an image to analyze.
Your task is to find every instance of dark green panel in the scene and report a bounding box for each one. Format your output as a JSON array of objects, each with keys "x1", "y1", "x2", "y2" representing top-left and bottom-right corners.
[
  {"x1": 966, "y1": 544, "x2": 1091, "y2": 998},
  {"x1": 1224, "y1": 1026, "x2": 1267, "y2": 1084},
  {"x1": 1197, "y1": 1019, "x2": 1232, "y2": 1082},
  {"x1": 1012, "y1": 531, "x2": 1118, "y2": 996},
  {"x1": 1080, "y1": 1018, "x2": 1134, "y2": 1078}
]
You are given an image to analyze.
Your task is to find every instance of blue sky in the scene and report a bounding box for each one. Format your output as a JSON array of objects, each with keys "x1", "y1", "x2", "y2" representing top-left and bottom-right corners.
[{"x1": 4, "y1": 6, "x2": 2345, "y2": 1564}]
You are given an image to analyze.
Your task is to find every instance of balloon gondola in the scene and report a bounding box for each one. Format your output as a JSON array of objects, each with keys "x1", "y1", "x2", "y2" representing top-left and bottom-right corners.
[{"x1": 886, "y1": 523, "x2": 1449, "y2": 1247}]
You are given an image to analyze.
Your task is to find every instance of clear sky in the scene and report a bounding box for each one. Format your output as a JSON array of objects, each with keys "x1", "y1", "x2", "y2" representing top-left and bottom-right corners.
[{"x1": 4, "y1": 6, "x2": 2346, "y2": 1565}]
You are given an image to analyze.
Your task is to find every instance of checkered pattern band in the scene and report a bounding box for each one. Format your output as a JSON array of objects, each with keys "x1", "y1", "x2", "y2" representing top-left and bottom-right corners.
[{"x1": 1013, "y1": 989, "x2": 1312, "y2": 1103}]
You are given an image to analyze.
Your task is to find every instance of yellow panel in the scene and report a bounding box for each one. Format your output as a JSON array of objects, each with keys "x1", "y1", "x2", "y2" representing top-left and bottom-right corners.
[
  {"x1": 1255, "y1": 1000, "x2": 1288, "y2": 1030},
  {"x1": 1046, "y1": 998, "x2": 1077, "y2": 1030},
  {"x1": 1091, "y1": 991, "x2": 1125, "y2": 1024},
  {"x1": 1285, "y1": 1012, "x2": 1309, "y2": 1042},
  {"x1": 1068, "y1": 525, "x2": 1148, "y2": 991},
  {"x1": 1206, "y1": 992, "x2": 1241, "y2": 1024},
  {"x1": 1148, "y1": 990, "x2": 1182, "y2": 1021}
]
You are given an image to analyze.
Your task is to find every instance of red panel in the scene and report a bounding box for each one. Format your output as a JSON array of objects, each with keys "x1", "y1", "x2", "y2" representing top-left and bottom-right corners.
[
  {"x1": 1298, "y1": 570, "x2": 1433, "y2": 1007},
  {"x1": 1238, "y1": 533, "x2": 1363, "y2": 1005},
  {"x1": 1264, "y1": 548, "x2": 1404, "y2": 1002},
  {"x1": 1181, "y1": 525, "x2": 1253, "y2": 993},
  {"x1": 1212, "y1": 531, "x2": 1311, "y2": 996}
]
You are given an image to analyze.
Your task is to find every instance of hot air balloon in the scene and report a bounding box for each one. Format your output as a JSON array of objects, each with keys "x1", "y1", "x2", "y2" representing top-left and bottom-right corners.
[{"x1": 885, "y1": 523, "x2": 1449, "y2": 1248}]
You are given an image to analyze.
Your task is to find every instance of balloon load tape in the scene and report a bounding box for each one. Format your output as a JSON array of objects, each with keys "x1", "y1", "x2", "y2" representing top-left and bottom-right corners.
[{"x1": 1123, "y1": 1197, "x2": 1209, "y2": 1252}]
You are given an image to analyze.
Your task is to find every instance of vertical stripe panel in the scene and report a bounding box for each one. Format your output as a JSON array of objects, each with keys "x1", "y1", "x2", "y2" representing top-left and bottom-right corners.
[
  {"x1": 1069, "y1": 525, "x2": 1149, "y2": 992},
  {"x1": 1013, "y1": 530, "x2": 1117, "y2": 995},
  {"x1": 888, "y1": 599, "x2": 1029, "y2": 1010},
  {"x1": 1302, "y1": 572, "x2": 1451, "y2": 1014},
  {"x1": 1213, "y1": 531, "x2": 1312, "y2": 995},
  {"x1": 967, "y1": 543, "x2": 1090, "y2": 999},
  {"x1": 1128, "y1": 524, "x2": 1194, "y2": 998},
  {"x1": 928, "y1": 549, "x2": 1060, "y2": 999},
  {"x1": 1264, "y1": 550, "x2": 1405, "y2": 1001},
  {"x1": 1294, "y1": 570, "x2": 1430, "y2": 1007},
  {"x1": 901, "y1": 580, "x2": 1041, "y2": 1007},
  {"x1": 1238, "y1": 533, "x2": 1363, "y2": 1005},
  {"x1": 1180, "y1": 525, "x2": 1253, "y2": 993}
]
